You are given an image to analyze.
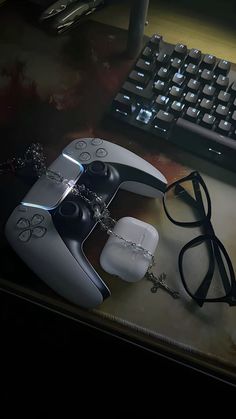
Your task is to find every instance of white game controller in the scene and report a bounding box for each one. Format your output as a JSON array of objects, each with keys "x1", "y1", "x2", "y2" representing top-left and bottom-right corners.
[{"x1": 5, "y1": 138, "x2": 167, "y2": 308}]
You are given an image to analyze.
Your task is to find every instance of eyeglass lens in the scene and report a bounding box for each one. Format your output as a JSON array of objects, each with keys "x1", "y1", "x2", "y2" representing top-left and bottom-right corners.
[
  {"x1": 164, "y1": 177, "x2": 208, "y2": 224},
  {"x1": 164, "y1": 173, "x2": 233, "y2": 301},
  {"x1": 181, "y1": 237, "x2": 232, "y2": 300}
]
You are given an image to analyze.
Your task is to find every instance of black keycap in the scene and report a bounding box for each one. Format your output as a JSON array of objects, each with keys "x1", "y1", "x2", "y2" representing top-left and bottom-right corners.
[
  {"x1": 122, "y1": 81, "x2": 153, "y2": 100},
  {"x1": 157, "y1": 67, "x2": 169, "y2": 80},
  {"x1": 136, "y1": 58, "x2": 154, "y2": 73},
  {"x1": 200, "y1": 69, "x2": 213, "y2": 82},
  {"x1": 156, "y1": 51, "x2": 170, "y2": 66},
  {"x1": 170, "y1": 101, "x2": 184, "y2": 116},
  {"x1": 136, "y1": 108, "x2": 153, "y2": 124},
  {"x1": 202, "y1": 54, "x2": 216, "y2": 69},
  {"x1": 217, "y1": 120, "x2": 232, "y2": 135},
  {"x1": 128, "y1": 70, "x2": 150, "y2": 86},
  {"x1": 170, "y1": 57, "x2": 182, "y2": 71},
  {"x1": 153, "y1": 79, "x2": 166, "y2": 93},
  {"x1": 113, "y1": 93, "x2": 135, "y2": 114},
  {"x1": 229, "y1": 81, "x2": 236, "y2": 96},
  {"x1": 201, "y1": 113, "x2": 216, "y2": 128},
  {"x1": 149, "y1": 34, "x2": 162, "y2": 49},
  {"x1": 232, "y1": 98, "x2": 236, "y2": 109},
  {"x1": 142, "y1": 46, "x2": 152, "y2": 59},
  {"x1": 172, "y1": 72, "x2": 185, "y2": 86},
  {"x1": 185, "y1": 63, "x2": 198, "y2": 77},
  {"x1": 217, "y1": 90, "x2": 231, "y2": 105},
  {"x1": 187, "y1": 48, "x2": 202, "y2": 63},
  {"x1": 216, "y1": 59, "x2": 231, "y2": 76},
  {"x1": 187, "y1": 79, "x2": 201, "y2": 92},
  {"x1": 202, "y1": 84, "x2": 216, "y2": 98},
  {"x1": 169, "y1": 85, "x2": 183, "y2": 98},
  {"x1": 184, "y1": 92, "x2": 198, "y2": 105},
  {"x1": 199, "y1": 98, "x2": 213, "y2": 111},
  {"x1": 215, "y1": 104, "x2": 229, "y2": 117},
  {"x1": 230, "y1": 110, "x2": 236, "y2": 123},
  {"x1": 184, "y1": 107, "x2": 200, "y2": 122},
  {"x1": 215, "y1": 75, "x2": 229, "y2": 89},
  {"x1": 155, "y1": 95, "x2": 169, "y2": 109},
  {"x1": 173, "y1": 43, "x2": 187, "y2": 57},
  {"x1": 152, "y1": 110, "x2": 174, "y2": 130}
]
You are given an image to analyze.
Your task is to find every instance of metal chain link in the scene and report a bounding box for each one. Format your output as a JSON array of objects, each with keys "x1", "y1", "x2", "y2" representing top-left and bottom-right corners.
[{"x1": 0, "y1": 143, "x2": 180, "y2": 297}]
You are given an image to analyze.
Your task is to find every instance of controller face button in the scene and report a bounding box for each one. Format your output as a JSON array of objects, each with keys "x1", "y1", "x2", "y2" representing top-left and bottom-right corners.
[
  {"x1": 79, "y1": 152, "x2": 91, "y2": 161},
  {"x1": 75, "y1": 141, "x2": 87, "y2": 150},
  {"x1": 31, "y1": 214, "x2": 44, "y2": 226},
  {"x1": 18, "y1": 229, "x2": 31, "y2": 242},
  {"x1": 88, "y1": 161, "x2": 108, "y2": 176},
  {"x1": 95, "y1": 148, "x2": 108, "y2": 158},
  {"x1": 32, "y1": 227, "x2": 47, "y2": 238},
  {"x1": 17, "y1": 218, "x2": 30, "y2": 229},
  {"x1": 58, "y1": 201, "x2": 80, "y2": 218},
  {"x1": 91, "y1": 138, "x2": 103, "y2": 146}
]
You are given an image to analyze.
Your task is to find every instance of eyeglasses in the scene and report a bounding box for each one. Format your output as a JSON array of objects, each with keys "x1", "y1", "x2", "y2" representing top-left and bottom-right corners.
[{"x1": 163, "y1": 171, "x2": 236, "y2": 307}]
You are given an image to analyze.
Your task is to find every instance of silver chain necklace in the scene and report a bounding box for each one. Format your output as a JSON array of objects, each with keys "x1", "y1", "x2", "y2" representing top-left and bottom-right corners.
[{"x1": 1, "y1": 143, "x2": 179, "y2": 298}]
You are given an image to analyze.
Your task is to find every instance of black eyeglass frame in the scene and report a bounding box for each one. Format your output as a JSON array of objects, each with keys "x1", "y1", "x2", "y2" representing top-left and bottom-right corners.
[{"x1": 163, "y1": 171, "x2": 236, "y2": 307}]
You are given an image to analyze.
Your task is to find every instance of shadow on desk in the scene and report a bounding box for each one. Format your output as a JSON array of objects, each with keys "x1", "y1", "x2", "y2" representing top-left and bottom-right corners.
[{"x1": 0, "y1": 292, "x2": 235, "y2": 399}]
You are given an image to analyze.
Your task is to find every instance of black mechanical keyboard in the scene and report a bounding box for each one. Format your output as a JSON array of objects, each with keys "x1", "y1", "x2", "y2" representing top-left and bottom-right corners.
[{"x1": 109, "y1": 34, "x2": 236, "y2": 172}]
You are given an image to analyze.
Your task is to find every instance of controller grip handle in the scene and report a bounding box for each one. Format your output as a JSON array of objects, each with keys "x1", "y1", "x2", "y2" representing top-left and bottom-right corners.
[{"x1": 5, "y1": 206, "x2": 108, "y2": 308}]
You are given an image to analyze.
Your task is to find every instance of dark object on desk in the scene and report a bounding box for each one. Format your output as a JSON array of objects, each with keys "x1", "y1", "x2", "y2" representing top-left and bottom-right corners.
[
  {"x1": 26, "y1": 0, "x2": 106, "y2": 33},
  {"x1": 127, "y1": 0, "x2": 149, "y2": 58},
  {"x1": 40, "y1": 0, "x2": 106, "y2": 33},
  {"x1": 110, "y1": 35, "x2": 236, "y2": 172},
  {"x1": 163, "y1": 171, "x2": 236, "y2": 306}
]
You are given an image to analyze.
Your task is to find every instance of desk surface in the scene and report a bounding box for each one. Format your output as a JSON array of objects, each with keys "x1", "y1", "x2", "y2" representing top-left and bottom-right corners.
[{"x1": 0, "y1": 1, "x2": 236, "y2": 385}]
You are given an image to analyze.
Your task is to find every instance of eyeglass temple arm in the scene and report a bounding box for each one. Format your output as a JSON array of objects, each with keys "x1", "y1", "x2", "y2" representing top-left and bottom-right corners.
[
  {"x1": 213, "y1": 241, "x2": 232, "y2": 293},
  {"x1": 174, "y1": 184, "x2": 199, "y2": 211},
  {"x1": 174, "y1": 184, "x2": 213, "y2": 299},
  {"x1": 193, "y1": 240, "x2": 231, "y2": 300},
  {"x1": 192, "y1": 180, "x2": 232, "y2": 295},
  {"x1": 176, "y1": 181, "x2": 231, "y2": 298}
]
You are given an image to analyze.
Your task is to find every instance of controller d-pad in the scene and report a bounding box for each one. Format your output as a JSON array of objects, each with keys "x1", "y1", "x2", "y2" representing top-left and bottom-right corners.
[
  {"x1": 17, "y1": 218, "x2": 30, "y2": 229},
  {"x1": 16, "y1": 213, "x2": 47, "y2": 242},
  {"x1": 18, "y1": 229, "x2": 31, "y2": 242},
  {"x1": 32, "y1": 227, "x2": 47, "y2": 238},
  {"x1": 31, "y1": 214, "x2": 44, "y2": 225}
]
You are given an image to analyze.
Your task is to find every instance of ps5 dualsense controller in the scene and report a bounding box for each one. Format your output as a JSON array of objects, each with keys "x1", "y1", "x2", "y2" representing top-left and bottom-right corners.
[{"x1": 5, "y1": 138, "x2": 167, "y2": 308}]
